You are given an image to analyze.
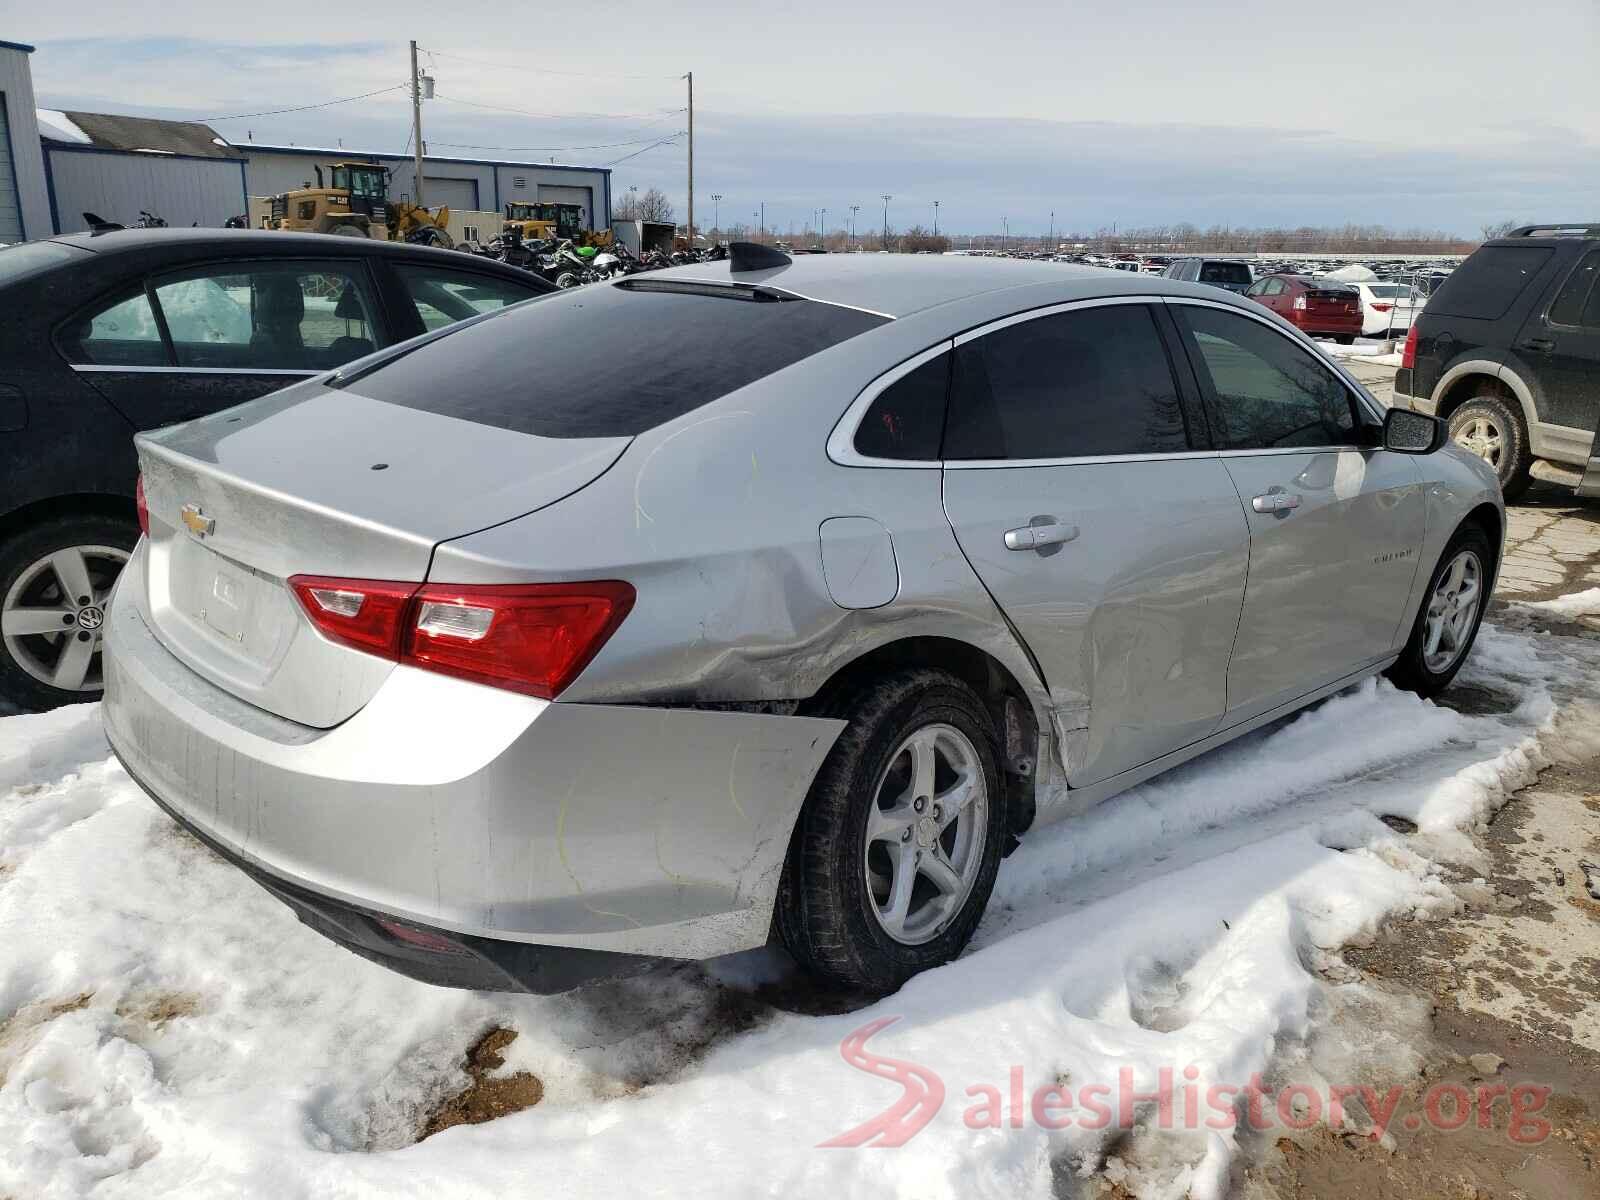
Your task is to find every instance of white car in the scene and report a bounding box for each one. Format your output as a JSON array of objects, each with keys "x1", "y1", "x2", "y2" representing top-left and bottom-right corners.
[{"x1": 1349, "y1": 280, "x2": 1426, "y2": 337}]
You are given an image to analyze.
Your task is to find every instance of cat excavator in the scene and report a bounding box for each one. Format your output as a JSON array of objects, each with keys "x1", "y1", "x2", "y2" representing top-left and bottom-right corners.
[{"x1": 265, "y1": 162, "x2": 453, "y2": 247}]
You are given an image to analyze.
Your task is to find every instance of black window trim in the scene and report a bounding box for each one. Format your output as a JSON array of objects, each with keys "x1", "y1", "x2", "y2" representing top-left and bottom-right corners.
[{"x1": 1162, "y1": 297, "x2": 1385, "y2": 456}]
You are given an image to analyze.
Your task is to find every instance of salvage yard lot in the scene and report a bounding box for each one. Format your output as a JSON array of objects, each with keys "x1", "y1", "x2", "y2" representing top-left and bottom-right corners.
[{"x1": 2, "y1": 492, "x2": 1599, "y2": 1200}]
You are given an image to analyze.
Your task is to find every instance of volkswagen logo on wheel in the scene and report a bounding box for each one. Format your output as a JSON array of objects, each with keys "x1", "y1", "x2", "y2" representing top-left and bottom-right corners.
[{"x1": 76, "y1": 606, "x2": 104, "y2": 631}]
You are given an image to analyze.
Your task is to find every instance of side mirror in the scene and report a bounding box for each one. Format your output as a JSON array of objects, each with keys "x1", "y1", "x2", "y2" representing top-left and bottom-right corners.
[{"x1": 1383, "y1": 407, "x2": 1446, "y2": 455}]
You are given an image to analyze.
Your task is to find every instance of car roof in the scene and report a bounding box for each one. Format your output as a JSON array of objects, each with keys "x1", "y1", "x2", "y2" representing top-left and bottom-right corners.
[
  {"x1": 49, "y1": 227, "x2": 476, "y2": 262},
  {"x1": 652, "y1": 253, "x2": 1218, "y2": 318}
]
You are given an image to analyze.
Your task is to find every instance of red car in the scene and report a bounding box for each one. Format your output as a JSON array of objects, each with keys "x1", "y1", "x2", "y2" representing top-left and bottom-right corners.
[{"x1": 1243, "y1": 274, "x2": 1363, "y2": 343}]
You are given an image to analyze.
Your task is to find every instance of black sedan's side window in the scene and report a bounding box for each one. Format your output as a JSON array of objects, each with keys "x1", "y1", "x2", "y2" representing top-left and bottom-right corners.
[
  {"x1": 394, "y1": 265, "x2": 544, "y2": 333},
  {"x1": 943, "y1": 304, "x2": 1191, "y2": 460},
  {"x1": 152, "y1": 262, "x2": 380, "y2": 372},
  {"x1": 59, "y1": 287, "x2": 169, "y2": 367},
  {"x1": 1175, "y1": 306, "x2": 1360, "y2": 450}
]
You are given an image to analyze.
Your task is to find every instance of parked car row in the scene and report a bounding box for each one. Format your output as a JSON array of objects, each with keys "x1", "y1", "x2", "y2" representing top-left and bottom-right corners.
[{"x1": 0, "y1": 229, "x2": 554, "y2": 709}]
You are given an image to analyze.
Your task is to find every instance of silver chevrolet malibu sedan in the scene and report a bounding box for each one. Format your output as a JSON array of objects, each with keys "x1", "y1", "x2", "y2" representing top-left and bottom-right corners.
[{"x1": 101, "y1": 247, "x2": 1502, "y2": 993}]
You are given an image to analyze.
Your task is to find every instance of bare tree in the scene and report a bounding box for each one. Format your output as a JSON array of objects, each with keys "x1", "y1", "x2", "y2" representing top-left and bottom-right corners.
[
  {"x1": 614, "y1": 187, "x2": 676, "y2": 224},
  {"x1": 1481, "y1": 218, "x2": 1522, "y2": 240}
]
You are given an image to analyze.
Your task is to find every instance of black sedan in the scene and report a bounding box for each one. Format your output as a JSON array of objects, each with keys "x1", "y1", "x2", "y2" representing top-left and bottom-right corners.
[{"x1": 0, "y1": 229, "x2": 554, "y2": 710}]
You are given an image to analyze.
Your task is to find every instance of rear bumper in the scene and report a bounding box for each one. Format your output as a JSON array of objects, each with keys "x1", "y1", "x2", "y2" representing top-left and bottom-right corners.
[
  {"x1": 120, "y1": 754, "x2": 656, "y2": 993},
  {"x1": 102, "y1": 543, "x2": 843, "y2": 968}
]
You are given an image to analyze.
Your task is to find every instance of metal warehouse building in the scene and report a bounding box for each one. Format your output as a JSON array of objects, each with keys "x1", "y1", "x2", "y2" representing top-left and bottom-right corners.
[
  {"x1": 241, "y1": 145, "x2": 611, "y2": 233},
  {"x1": 1, "y1": 36, "x2": 612, "y2": 240},
  {"x1": 38, "y1": 109, "x2": 248, "y2": 234},
  {"x1": 0, "y1": 40, "x2": 52, "y2": 242}
]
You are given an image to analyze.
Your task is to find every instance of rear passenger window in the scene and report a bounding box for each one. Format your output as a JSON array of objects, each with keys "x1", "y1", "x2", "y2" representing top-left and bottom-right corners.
[
  {"x1": 1426, "y1": 246, "x2": 1553, "y2": 320},
  {"x1": 854, "y1": 351, "x2": 950, "y2": 461},
  {"x1": 1176, "y1": 306, "x2": 1359, "y2": 450},
  {"x1": 1549, "y1": 251, "x2": 1600, "y2": 329},
  {"x1": 60, "y1": 288, "x2": 168, "y2": 366},
  {"x1": 943, "y1": 304, "x2": 1190, "y2": 460}
]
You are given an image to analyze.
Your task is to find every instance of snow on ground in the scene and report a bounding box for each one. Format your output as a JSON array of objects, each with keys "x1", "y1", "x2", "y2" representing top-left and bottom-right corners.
[
  {"x1": 1524, "y1": 586, "x2": 1600, "y2": 620},
  {"x1": 1317, "y1": 338, "x2": 1402, "y2": 366},
  {"x1": 4, "y1": 612, "x2": 1600, "y2": 1199}
]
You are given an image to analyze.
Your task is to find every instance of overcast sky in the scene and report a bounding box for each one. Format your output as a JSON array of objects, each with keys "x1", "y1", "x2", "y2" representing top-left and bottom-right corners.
[{"x1": 10, "y1": 0, "x2": 1598, "y2": 236}]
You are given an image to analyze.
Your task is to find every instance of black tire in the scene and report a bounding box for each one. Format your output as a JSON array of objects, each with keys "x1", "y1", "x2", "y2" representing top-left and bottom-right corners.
[
  {"x1": 776, "y1": 669, "x2": 1006, "y2": 992},
  {"x1": 1387, "y1": 523, "x2": 1493, "y2": 699},
  {"x1": 1448, "y1": 395, "x2": 1532, "y2": 500},
  {"x1": 0, "y1": 514, "x2": 138, "y2": 711},
  {"x1": 1335, "y1": 334, "x2": 1355, "y2": 345}
]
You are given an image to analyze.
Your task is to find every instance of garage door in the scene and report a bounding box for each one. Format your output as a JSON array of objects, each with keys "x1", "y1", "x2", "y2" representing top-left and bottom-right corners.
[
  {"x1": 538, "y1": 184, "x2": 592, "y2": 229},
  {"x1": 0, "y1": 96, "x2": 23, "y2": 242},
  {"x1": 423, "y1": 177, "x2": 478, "y2": 211}
]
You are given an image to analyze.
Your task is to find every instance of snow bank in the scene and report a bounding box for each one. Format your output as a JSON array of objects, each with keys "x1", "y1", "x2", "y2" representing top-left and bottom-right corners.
[
  {"x1": 1525, "y1": 586, "x2": 1600, "y2": 619},
  {"x1": 2, "y1": 614, "x2": 1598, "y2": 1199}
]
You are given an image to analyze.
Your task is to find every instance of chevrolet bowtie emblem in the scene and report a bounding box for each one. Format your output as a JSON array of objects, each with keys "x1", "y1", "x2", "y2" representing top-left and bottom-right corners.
[{"x1": 180, "y1": 503, "x2": 214, "y2": 538}]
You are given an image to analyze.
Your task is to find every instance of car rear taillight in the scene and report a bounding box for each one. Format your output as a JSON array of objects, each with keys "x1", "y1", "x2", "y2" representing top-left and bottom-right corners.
[
  {"x1": 1293, "y1": 295, "x2": 1307, "y2": 311},
  {"x1": 289, "y1": 576, "x2": 419, "y2": 656},
  {"x1": 1401, "y1": 325, "x2": 1419, "y2": 369},
  {"x1": 1371, "y1": 302, "x2": 1394, "y2": 312},
  {"x1": 135, "y1": 475, "x2": 149, "y2": 537},
  {"x1": 404, "y1": 581, "x2": 635, "y2": 699},
  {"x1": 287, "y1": 575, "x2": 635, "y2": 699}
]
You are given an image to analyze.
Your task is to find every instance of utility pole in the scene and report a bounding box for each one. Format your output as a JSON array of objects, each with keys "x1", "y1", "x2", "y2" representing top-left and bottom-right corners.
[
  {"x1": 1049, "y1": 210, "x2": 1054, "y2": 248},
  {"x1": 410, "y1": 40, "x2": 426, "y2": 207},
  {"x1": 881, "y1": 194, "x2": 892, "y2": 251},
  {"x1": 821, "y1": 207, "x2": 827, "y2": 246},
  {"x1": 760, "y1": 201, "x2": 765, "y2": 242},
  {"x1": 684, "y1": 71, "x2": 694, "y2": 247},
  {"x1": 850, "y1": 204, "x2": 859, "y2": 247},
  {"x1": 711, "y1": 193, "x2": 722, "y2": 238},
  {"x1": 933, "y1": 200, "x2": 939, "y2": 237}
]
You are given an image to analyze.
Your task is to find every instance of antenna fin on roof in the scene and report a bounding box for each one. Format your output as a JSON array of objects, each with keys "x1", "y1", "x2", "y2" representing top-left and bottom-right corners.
[
  {"x1": 729, "y1": 241, "x2": 791, "y2": 272},
  {"x1": 83, "y1": 212, "x2": 123, "y2": 235}
]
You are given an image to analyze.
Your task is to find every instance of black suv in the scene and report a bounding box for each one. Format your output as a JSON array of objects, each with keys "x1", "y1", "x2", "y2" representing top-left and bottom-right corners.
[
  {"x1": 0, "y1": 229, "x2": 553, "y2": 710},
  {"x1": 1161, "y1": 258, "x2": 1254, "y2": 294},
  {"x1": 1393, "y1": 224, "x2": 1600, "y2": 500}
]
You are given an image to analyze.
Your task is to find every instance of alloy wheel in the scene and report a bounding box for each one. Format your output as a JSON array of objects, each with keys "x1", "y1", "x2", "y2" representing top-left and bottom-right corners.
[
  {"x1": 1454, "y1": 416, "x2": 1504, "y2": 469},
  {"x1": 863, "y1": 723, "x2": 989, "y2": 946},
  {"x1": 1, "y1": 545, "x2": 129, "y2": 692},
  {"x1": 1423, "y1": 549, "x2": 1482, "y2": 675}
]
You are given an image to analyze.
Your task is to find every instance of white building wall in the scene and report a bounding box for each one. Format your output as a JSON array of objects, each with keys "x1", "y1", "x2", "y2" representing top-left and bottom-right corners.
[
  {"x1": 45, "y1": 149, "x2": 246, "y2": 233},
  {"x1": 0, "y1": 42, "x2": 54, "y2": 240}
]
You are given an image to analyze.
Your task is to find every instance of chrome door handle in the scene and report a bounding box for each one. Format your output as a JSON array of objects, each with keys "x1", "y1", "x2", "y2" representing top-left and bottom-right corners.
[
  {"x1": 1004, "y1": 522, "x2": 1079, "y2": 551},
  {"x1": 1252, "y1": 492, "x2": 1302, "y2": 514}
]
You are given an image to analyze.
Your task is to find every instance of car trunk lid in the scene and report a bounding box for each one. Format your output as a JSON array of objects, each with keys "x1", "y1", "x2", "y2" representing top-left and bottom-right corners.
[{"x1": 134, "y1": 383, "x2": 631, "y2": 727}]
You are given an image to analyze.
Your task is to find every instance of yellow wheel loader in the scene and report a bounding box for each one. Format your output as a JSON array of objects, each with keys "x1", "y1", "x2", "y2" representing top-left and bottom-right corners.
[
  {"x1": 266, "y1": 163, "x2": 454, "y2": 248},
  {"x1": 502, "y1": 201, "x2": 614, "y2": 249}
]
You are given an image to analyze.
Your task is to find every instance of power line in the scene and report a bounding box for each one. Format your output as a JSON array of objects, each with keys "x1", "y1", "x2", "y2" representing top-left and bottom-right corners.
[
  {"x1": 426, "y1": 107, "x2": 688, "y2": 153},
  {"x1": 419, "y1": 47, "x2": 683, "y2": 82},
  {"x1": 605, "y1": 135, "x2": 684, "y2": 167},
  {"x1": 431, "y1": 92, "x2": 681, "y2": 122},
  {"x1": 201, "y1": 83, "x2": 409, "y2": 123},
  {"x1": 430, "y1": 132, "x2": 680, "y2": 153}
]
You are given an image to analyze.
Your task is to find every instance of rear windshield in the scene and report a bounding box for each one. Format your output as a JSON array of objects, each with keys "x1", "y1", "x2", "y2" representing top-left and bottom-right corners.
[
  {"x1": 337, "y1": 280, "x2": 888, "y2": 438},
  {"x1": 0, "y1": 240, "x2": 88, "y2": 287},
  {"x1": 1199, "y1": 262, "x2": 1252, "y2": 284},
  {"x1": 1304, "y1": 280, "x2": 1356, "y2": 294},
  {"x1": 1426, "y1": 246, "x2": 1553, "y2": 320}
]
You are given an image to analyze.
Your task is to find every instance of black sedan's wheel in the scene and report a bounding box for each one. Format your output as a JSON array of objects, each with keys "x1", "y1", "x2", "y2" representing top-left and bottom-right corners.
[
  {"x1": 0, "y1": 515, "x2": 137, "y2": 710},
  {"x1": 1387, "y1": 524, "x2": 1492, "y2": 699},
  {"x1": 776, "y1": 669, "x2": 1006, "y2": 991}
]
